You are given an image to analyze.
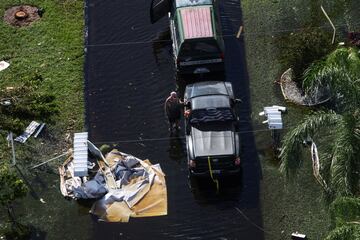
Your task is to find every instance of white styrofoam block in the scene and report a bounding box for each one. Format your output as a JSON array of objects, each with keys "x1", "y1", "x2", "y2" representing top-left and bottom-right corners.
[
  {"x1": 73, "y1": 132, "x2": 89, "y2": 177},
  {"x1": 268, "y1": 123, "x2": 283, "y2": 129},
  {"x1": 260, "y1": 106, "x2": 285, "y2": 129},
  {"x1": 272, "y1": 105, "x2": 286, "y2": 112}
]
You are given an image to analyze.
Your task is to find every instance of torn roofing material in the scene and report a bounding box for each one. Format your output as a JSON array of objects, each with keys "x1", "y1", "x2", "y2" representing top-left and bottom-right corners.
[
  {"x1": 15, "y1": 121, "x2": 40, "y2": 143},
  {"x1": 59, "y1": 144, "x2": 167, "y2": 222}
]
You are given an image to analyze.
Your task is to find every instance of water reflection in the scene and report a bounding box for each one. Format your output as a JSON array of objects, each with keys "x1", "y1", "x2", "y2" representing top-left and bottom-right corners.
[
  {"x1": 151, "y1": 27, "x2": 172, "y2": 64},
  {"x1": 167, "y1": 134, "x2": 186, "y2": 163},
  {"x1": 189, "y1": 174, "x2": 242, "y2": 204}
]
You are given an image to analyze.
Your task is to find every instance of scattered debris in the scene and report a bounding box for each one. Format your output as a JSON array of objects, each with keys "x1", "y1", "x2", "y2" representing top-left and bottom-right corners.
[
  {"x1": 7, "y1": 132, "x2": 17, "y2": 165},
  {"x1": 33, "y1": 123, "x2": 46, "y2": 138},
  {"x1": 291, "y1": 232, "x2": 307, "y2": 239},
  {"x1": 259, "y1": 105, "x2": 286, "y2": 129},
  {"x1": 236, "y1": 25, "x2": 243, "y2": 39},
  {"x1": 15, "y1": 121, "x2": 41, "y2": 143},
  {"x1": 0, "y1": 98, "x2": 12, "y2": 106},
  {"x1": 321, "y1": 5, "x2": 336, "y2": 44},
  {"x1": 6, "y1": 133, "x2": 11, "y2": 147},
  {"x1": 0, "y1": 61, "x2": 10, "y2": 71},
  {"x1": 259, "y1": 106, "x2": 286, "y2": 153},
  {"x1": 73, "y1": 132, "x2": 89, "y2": 177},
  {"x1": 30, "y1": 151, "x2": 70, "y2": 170},
  {"x1": 59, "y1": 137, "x2": 167, "y2": 222}
]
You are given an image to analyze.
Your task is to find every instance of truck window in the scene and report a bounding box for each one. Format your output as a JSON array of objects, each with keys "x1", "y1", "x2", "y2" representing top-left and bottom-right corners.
[{"x1": 179, "y1": 40, "x2": 220, "y2": 59}]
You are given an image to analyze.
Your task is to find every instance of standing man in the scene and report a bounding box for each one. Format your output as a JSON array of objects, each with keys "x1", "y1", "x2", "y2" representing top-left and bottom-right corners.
[{"x1": 164, "y1": 91, "x2": 182, "y2": 132}]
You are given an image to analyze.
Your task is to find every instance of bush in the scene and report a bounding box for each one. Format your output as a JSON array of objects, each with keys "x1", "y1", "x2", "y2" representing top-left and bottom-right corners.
[
  {"x1": 0, "y1": 221, "x2": 31, "y2": 240},
  {"x1": 330, "y1": 197, "x2": 360, "y2": 228},
  {"x1": 325, "y1": 224, "x2": 360, "y2": 240}
]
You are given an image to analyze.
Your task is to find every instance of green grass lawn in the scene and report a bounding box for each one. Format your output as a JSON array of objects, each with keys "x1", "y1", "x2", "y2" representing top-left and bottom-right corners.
[
  {"x1": 240, "y1": 0, "x2": 360, "y2": 239},
  {"x1": 0, "y1": 0, "x2": 84, "y2": 162}
]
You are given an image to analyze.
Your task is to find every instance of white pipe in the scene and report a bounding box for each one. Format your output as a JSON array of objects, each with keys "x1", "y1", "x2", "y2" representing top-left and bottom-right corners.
[
  {"x1": 321, "y1": 5, "x2": 336, "y2": 44},
  {"x1": 10, "y1": 132, "x2": 16, "y2": 166},
  {"x1": 30, "y1": 151, "x2": 70, "y2": 169}
]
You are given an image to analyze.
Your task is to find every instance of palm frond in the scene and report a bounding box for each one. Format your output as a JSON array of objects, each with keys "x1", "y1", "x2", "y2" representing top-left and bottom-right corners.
[
  {"x1": 304, "y1": 67, "x2": 359, "y2": 108},
  {"x1": 346, "y1": 48, "x2": 360, "y2": 77},
  {"x1": 326, "y1": 47, "x2": 360, "y2": 75},
  {"x1": 326, "y1": 197, "x2": 360, "y2": 240},
  {"x1": 302, "y1": 47, "x2": 360, "y2": 107},
  {"x1": 279, "y1": 111, "x2": 342, "y2": 177},
  {"x1": 330, "y1": 114, "x2": 358, "y2": 196},
  {"x1": 354, "y1": 110, "x2": 360, "y2": 141},
  {"x1": 302, "y1": 59, "x2": 328, "y2": 90},
  {"x1": 326, "y1": 48, "x2": 351, "y2": 68},
  {"x1": 325, "y1": 224, "x2": 360, "y2": 240},
  {"x1": 330, "y1": 197, "x2": 360, "y2": 228}
]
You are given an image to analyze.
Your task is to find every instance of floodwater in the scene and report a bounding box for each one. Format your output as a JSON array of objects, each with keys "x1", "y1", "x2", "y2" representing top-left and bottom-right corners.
[{"x1": 85, "y1": 0, "x2": 263, "y2": 239}]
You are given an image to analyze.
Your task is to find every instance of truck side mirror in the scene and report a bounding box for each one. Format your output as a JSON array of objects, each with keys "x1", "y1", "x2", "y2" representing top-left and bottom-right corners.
[{"x1": 234, "y1": 98, "x2": 242, "y2": 104}]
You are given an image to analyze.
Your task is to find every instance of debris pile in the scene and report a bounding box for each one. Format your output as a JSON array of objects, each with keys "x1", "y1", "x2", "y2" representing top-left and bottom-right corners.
[{"x1": 59, "y1": 142, "x2": 167, "y2": 222}]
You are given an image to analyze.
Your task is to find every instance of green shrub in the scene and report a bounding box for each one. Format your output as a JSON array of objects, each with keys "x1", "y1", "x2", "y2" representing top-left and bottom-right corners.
[
  {"x1": 330, "y1": 197, "x2": 360, "y2": 228},
  {"x1": 0, "y1": 221, "x2": 31, "y2": 240},
  {"x1": 325, "y1": 224, "x2": 360, "y2": 240}
]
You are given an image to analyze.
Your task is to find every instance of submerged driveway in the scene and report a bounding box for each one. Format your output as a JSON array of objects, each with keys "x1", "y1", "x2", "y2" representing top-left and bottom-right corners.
[{"x1": 85, "y1": 0, "x2": 263, "y2": 239}]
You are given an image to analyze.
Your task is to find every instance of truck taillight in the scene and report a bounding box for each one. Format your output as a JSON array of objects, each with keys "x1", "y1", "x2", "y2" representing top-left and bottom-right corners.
[
  {"x1": 189, "y1": 160, "x2": 196, "y2": 168},
  {"x1": 220, "y1": 52, "x2": 224, "y2": 60},
  {"x1": 234, "y1": 157, "x2": 241, "y2": 166}
]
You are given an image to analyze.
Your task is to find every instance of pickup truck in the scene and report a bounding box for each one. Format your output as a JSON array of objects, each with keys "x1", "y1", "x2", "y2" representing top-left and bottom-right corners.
[
  {"x1": 150, "y1": 0, "x2": 225, "y2": 74},
  {"x1": 184, "y1": 81, "x2": 241, "y2": 177}
]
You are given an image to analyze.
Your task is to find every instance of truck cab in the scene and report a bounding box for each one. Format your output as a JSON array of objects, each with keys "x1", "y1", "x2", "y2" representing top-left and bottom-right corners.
[
  {"x1": 150, "y1": 0, "x2": 225, "y2": 74},
  {"x1": 183, "y1": 81, "x2": 241, "y2": 177}
]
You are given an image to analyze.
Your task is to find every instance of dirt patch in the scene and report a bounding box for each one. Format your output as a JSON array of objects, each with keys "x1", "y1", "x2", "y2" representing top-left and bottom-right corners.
[{"x1": 4, "y1": 5, "x2": 41, "y2": 27}]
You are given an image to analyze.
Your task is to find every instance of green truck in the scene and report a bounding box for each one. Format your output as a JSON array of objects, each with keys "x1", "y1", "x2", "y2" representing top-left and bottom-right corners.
[{"x1": 150, "y1": 0, "x2": 225, "y2": 74}]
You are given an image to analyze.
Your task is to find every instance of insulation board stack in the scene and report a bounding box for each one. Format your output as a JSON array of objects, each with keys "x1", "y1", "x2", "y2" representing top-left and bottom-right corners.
[{"x1": 73, "y1": 132, "x2": 88, "y2": 177}]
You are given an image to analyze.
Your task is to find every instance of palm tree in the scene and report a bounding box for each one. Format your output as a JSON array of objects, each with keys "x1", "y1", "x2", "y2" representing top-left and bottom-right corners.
[
  {"x1": 303, "y1": 47, "x2": 360, "y2": 107},
  {"x1": 325, "y1": 197, "x2": 360, "y2": 240},
  {"x1": 279, "y1": 47, "x2": 360, "y2": 196}
]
